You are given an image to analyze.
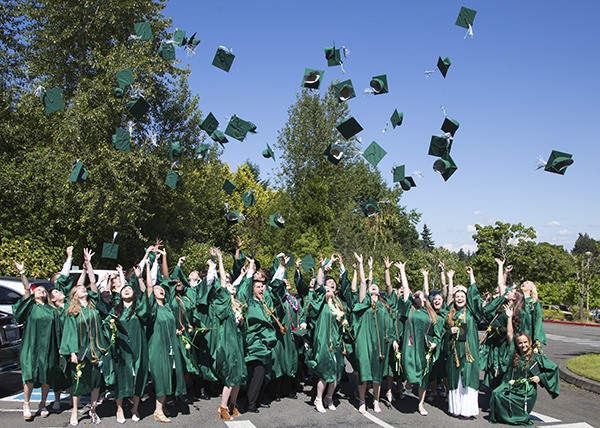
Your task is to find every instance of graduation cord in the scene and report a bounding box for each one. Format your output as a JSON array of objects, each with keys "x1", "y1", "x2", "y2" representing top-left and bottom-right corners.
[
  {"x1": 79, "y1": 306, "x2": 105, "y2": 364},
  {"x1": 451, "y1": 309, "x2": 474, "y2": 368},
  {"x1": 261, "y1": 298, "x2": 287, "y2": 334}
]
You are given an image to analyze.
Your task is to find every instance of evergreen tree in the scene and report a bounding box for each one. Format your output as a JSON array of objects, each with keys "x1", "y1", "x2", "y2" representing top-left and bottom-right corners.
[{"x1": 421, "y1": 223, "x2": 435, "y2": 250}]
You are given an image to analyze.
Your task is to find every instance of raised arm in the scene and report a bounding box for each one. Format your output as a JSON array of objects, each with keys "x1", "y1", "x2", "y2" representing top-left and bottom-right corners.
[
  {"x1": 367, "y1": 256, "x2": 373, "y2": 286},
  {"x1": 351, "y1": 263, "x2": 358, "y2": 293},
  {"x1": 446, "y1": 269, "x2": 455, "y2": 305},
  {"x1": 83, "y1": 248, "x2": 97, "y2": 293},
  {"x1": 355, "y1": 253, "x2": 366, "y2": 302},
  {"x1": 439, "y1": 261, "x2": 447, "y2": 299},
  {"x1": 383, "y1": 256, "x2": 393, "y2": 296},
  {"x1": 134, "y1": 264, "x2": 146, "y2": 294},
  {"x1": 60, "y1": 246, "x2": 74, "y2": 276},
  {"x1": 14, "y1": 260, "x2": 30, "y2": 299},
  {"x1": 215, "y1": 248, "x2": 227, "y2": 286},
  {"x1": 116, "y1": 264, "x2": 126, "y2": 294},
  {"x1": 145, "y1": 259, "x2": 153, "y2": 296},
  {"x1": 159, "y1": 247, "x2": 169, "y2": 278},
  {"x1": 495, "y1": 258, "x2": 506, "y2": 296},
  {"x1": 395, "y1": 261, "x2": 409, "y2": 302},
  {"x1": 506, "y1": 305, "x2": 514, "y2": 343},
  {"x1": 466, "y1": 266, "x2": 476, "y2": 285},
  {"x1": 421, "y1": 268, "x2": 430, "y2": 297}
]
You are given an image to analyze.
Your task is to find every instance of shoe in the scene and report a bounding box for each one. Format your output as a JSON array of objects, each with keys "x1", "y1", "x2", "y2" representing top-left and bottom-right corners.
[
  {"x1": 218, "y1": 406, "x2": 232, "y2": 420},
  {"x1": 38, "y1": 405, "x2": 49, "y2": 418},
  {"x1": 197, "y1": 388, "x2": 210, "y2": 400},
  {"x1": 288, "y1": 391, "x2": 297, "y2": 399},
  {"x1": 131, "y1": 413, "x2": 140, "y2": 422},
  {"x1": 258, "y1": 402, "x2": 270, "y2": 409},
  {"x1": 178, "y1": 395, "x2": 192, "y2": 405},
  {"x1": 358, "y1": 401, "x2": 367, "y2": 414},
  {"x1": 89, "y1": 410, "x2": 101, "y2": 424},
  {"x1": 374, "y1": 400, "x2": 381, "y2": 413},
  {"x1": 323, "y1": 396, "x2": 336, "y2": 411},
  {"x1": 314, "y1": 397, "x2": 326, "y2": 413},
  {"x1": 229, "y1": 404, "x2": 241, "y2": 417},
  {"x1": 386, "y1": 390, "x2": 394, "y2": 403},
  {"x1": 165, "y1": 399, "x2": 176, "y2": 407},
  {"x1": 153, "y1": 411, "x2": 171, "y2": 423},
  {"x1": 247, "y1": 405, "x2": 259, "y2": 413},
  {"x1": 116, "y1": 417, "x2": 126, "y2": 424},
  {"x1": 70, "y1": 417, "x2": 79, "y2": 426},
  {"x1": 418, "y1": 405, "x2": 428, "y2": 416},
  {"x1": 52, "y1": 400, "x2": 61, "y2": 412},
  {"x1": 23, "y1": 402, "x2": 33, "y2": 421}
]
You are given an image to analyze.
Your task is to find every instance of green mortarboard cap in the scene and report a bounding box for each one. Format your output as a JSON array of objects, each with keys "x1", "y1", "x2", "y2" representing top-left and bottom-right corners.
[
  {"x1": 173, "y1": 29, "x2": 186, "y2": 47},
  {"x1": 134, "y1": 22, "x2": 153, "y2": 41},
  {"x1": 301, "y1": 254, "x2": 315, "y2": 272},
  {"x1": 210, "y1": 129, "x2": 228, "y2": 145},
  {"x1": 225, "y1": 115, "x2": 256, "y2": 142},
  {"x1": 302, "y1": 68, "x2": 324, "y2": 90},
  {"x1": 43, "y1": 87, "x2": 65, "y2": 115},
  {"x1": 336, "y1": 117, "x2": 363, "y2": 140},
  {"x1": 112, "y1": 127, "x2": 131, "y2": 152},
  {"x1": 544, "y1": 150, "x2": 574, "y2": 175},
  {"x1": 158, "y1": 42, "x2": 176, "y2": 61},
  {"x1": 262, "y1": 143, "x2": 276, "y2": 161},
  {"x1": 269, "y1": 213, "x2": 285, "y2": 228},
  {"x1": 428, "y1": 135, "x2": 453, "y2": 157},
  {"x1": 69, "y1": 160, "x2": 89, "y2": 183},
  {"x1": 437, "y1": 57, "x2": 451, "y2": 78},
  {"x1": 168, "y1": 141, "x2": 182, "y2": 161},
  {"x1": 323, "y1": 143, "x2": 344, "y2": 165},
  {"x1": 186, "y1": 32, "x2": 201, "y2": 50},
  {"x1": 391, "y1": 109, "x2": 403, "y2": 128},
  {"x1": 116, "y1": 68, "x2": 135, "y2": 90},
  {"x1": 114, "y1": 87, "x2": 124, "y2": 98},
  {"x1": 324, "y1": 46, "x2": 342, "y2": 67},
  {"x1": 242, "y1": 190, "x2": 256, "y2": 207},
  {"x1": 363, "y1": 141, "x2": 387, "y2": 167},
  {"x1": 126, "y1": 97, "x2": 150, "y2": 120},
  {"x1": 200, "y1": 112, "x2": 219, "y2": 135},
  {"x1": 194, "y1": 143, "x2": 210, "y2": 159},
  {"x1": 370, "y1": 75, "x2": 388, "y2": 95},
  {"x1": 285, "y1": 253, "x2": 295, "y2": 267},
  {"x1": 225, "y1": 210, "x2": 241, "y2": 225},
  {"x1": 333, "y1": 79, "x2": 356, "y2": 102},
  {"x1": 433, "y1": 153, "x2": 458, "y2": 181},
  {"x1": 223, "y1": 179, "x2": 236, "y2": 195},
  {"x1": 360, "y1": 199, "x2": 380, "y2": 217},
  {"x1": 102, "y1": 243, "x2": 119, "y2": 260},
  {"x1": 165, "y1": 171, "x2": 181, "y2": 189},
  {"x1": 441, "y1": 117, "x2": 460, "y2": 137},
  {"x1": 392, "y1": 165, "x2": 417, "y2": 191},
  {"x1": 212, "y1": 46, "x2": 235, "y2": 72},
  {"x1": 455, "y1": 6, "x2": 477, "y2": 29}
]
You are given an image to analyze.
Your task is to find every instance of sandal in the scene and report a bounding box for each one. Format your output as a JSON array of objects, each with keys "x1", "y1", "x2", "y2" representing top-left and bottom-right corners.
[
  {"x1": 218, "y1": 406, "x2": 232, "y2": 420},
  {"x1": 153, "y1": 411, "x2": 171, "y2": 423},
  {"x1": 38, "y1": 404, "x2": 49, "y2": 418},
  {"x1": 229, "y1": 404, "x2": 241, "y2": 417},
  {"x1": 374, "y1": 400, "x2": 382, "y2": 413},
  {"x1": 131, "y1": 412, "x2": 140, "y2": 422},
  {"x1": 358, "y1": 401, "x2": 367, "y2": 414},
  {"x1": 89, "y1": 410, "x2": 101, "y2": 424},
  {"x1": 23, "y1": 402, "x2": 33, "y2": 421},
  {"x1": 314, "y1": 397, "x2": 326, "y2": 413}
]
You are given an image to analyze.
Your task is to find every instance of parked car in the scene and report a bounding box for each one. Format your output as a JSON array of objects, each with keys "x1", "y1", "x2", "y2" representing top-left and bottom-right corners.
[
  {"x1": 0, "y1": 277, "x2": 25, "y2": 315},
  {"x1": 542, "y1": 303, "x2": 574, "y2": 320},
  {"x1": 0, "y1": 310, "x2": 21, "y2": 374}
]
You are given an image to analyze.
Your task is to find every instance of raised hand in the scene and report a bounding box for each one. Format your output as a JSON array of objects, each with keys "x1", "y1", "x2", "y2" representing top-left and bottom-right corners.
[
  {"x1": 383, "y1": 256, "x2": 392, "y2": 270},
  {"x1": 13, "y1": 260, "x2": 25, "y2": 273},
  {"x1": 354, "y1": 253, "x2": 363, "y2": 264},
  {"x1": 394, "y1": 261, "x2": 406, "y2": 271},
  {"x1": 66, "y1": 245, "x2": 74, "y2": 258}
]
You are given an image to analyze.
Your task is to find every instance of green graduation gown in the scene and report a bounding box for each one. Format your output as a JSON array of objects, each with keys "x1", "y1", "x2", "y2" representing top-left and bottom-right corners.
[
  {"x1": 59, "y1": 293, "x2": 107, "y2": 396},
  {"x1": 490, "y1": 352, "x2": 560, "y2": 425},
  {"x1": 13, "y1": 296, "x2": 61, "y2": 387}
]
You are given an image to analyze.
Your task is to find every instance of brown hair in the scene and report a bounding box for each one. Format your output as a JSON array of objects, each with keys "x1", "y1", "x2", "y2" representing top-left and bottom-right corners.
[
  {"x1": 512, "y1": 332, "x2": 533, "y2": 369},
  {"x1": 66, "y1": 286, "x2": 95, "y2": 316}
]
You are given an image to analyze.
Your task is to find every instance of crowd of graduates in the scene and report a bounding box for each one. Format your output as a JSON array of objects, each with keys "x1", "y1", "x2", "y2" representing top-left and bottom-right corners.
[{"x1": 12, "y1": 238, "x2": 560, "y2": 426}]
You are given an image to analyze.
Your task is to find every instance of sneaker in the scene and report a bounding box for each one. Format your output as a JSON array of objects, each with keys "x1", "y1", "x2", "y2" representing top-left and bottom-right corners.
[
  {"x1": 52, "y1": 400, "x2": 61, "y2": 411},
  {"x1": 323, "y1": 396, "x2": 336, "y2": 411},
  {"x1": 358, "y1": 402, "x2": 367, "y2": 414},
  {"x1": 374, "y1": 400, "x2": 381, "y2": 413},
  {"x1": 314, "y1": 397, "x2": 326, "y2": 413}
]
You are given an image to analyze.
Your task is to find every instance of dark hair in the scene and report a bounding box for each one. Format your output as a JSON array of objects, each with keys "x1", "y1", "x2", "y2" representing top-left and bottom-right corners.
[
  {"x1": 114, "y1": 289, "x2": 137, "y2": 320},
  {"x1": 512, "y1": 289, "x2": 525, "y2": 333}
]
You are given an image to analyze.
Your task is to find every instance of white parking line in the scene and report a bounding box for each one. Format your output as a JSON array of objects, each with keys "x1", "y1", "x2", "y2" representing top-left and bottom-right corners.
[
  {"x1": 361, "y1": 411, "x2": 396, "y2": 428},
  {"x1": 543, "y1": 423, "x2": 596, "y2": 428},
  {"x1": 531, "y1": 411, "x2": 562, "y2": 423},
  {"x1": 225, "y1": 421, "x2": 258, "y2": 428}
]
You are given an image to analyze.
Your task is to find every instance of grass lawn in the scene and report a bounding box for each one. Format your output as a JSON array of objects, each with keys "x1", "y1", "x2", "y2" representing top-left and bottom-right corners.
[{"x1": 566, "y1": 354, "x2": 600, "y2": 383}]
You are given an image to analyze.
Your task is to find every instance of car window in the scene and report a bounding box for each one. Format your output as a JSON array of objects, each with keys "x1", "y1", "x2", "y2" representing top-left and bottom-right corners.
[{"x1": 0, "y1": 285, "x2": 22, "y2": 304}]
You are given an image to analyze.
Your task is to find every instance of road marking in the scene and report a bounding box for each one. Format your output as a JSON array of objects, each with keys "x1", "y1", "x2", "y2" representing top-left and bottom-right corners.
[
  {"x1": 0, "y1": 409, "x2": 23, "y2": 412},
  {"x1": 543, "y1": 423, "x2": 595, "y2": 428},
  {"x1": 546, "y1": 334, "x2": 600, "y2": 348},
  {"x1": 361, "y1": 411, "x2": 396, "y2": 428},
  {"x1": 530, "y1": 411, "x2": 561, "y2": 423},
  {"x1": 225, "y1": 421, "x2": 258, "y2": 428}
]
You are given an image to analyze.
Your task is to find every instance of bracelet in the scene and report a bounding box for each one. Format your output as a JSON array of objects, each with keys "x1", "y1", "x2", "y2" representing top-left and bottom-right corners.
[{"x1": 19, "y1": 270, "x2": 25, "y2": 275}]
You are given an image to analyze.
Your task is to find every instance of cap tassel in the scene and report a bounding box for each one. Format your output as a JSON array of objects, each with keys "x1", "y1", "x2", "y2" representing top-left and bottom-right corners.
[
  {"x1": 112, "y1": 231, "x2": 118, "y2": 244},
  {"x1": 128, "y1": 34, "x2": 142, "y2": 42},
  {"x1": 34, "y1": 85, "x2": 45, "y2": 98},
  {"x1": 535, "y1": 156, "x2": 548, "y2": 170},
  {"x1": 424, "y1": 69, "x2": 435, "y2": 78},
  {"x1": 130, "y1": 86, "x2": 144, "y2": 99},
  {"x1": 218, "y1": 45, "x2": 233, "y2": 54},
  {"x1": 127, "y1": 121, "x2": 134, "y2": 135},
  {"x1": 412, "y1": 170, "x2": 424, "y2": 178},
  {"x1": 440, "y1": 105, "x2": 448, "y2": 117},
  {"x1": 382, "y1": 122, "x2": 389, "y2": 134},
  {"x1": 464, "y1": 24, "x2": 474, "y2": 39}
]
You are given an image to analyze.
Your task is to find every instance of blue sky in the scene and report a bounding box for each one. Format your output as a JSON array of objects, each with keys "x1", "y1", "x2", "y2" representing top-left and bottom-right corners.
[{"x1": 163, "y1": 0, "x2": 600, "y2": 253}]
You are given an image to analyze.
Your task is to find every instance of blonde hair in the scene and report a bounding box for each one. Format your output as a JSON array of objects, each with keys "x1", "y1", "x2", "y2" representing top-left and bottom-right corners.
[{"x1": 66, "y1": 286, "x2": 95, "y2": 316}]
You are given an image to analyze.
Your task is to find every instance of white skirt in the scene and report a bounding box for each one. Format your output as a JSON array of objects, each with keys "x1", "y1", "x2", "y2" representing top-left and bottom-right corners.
[{"x1": 448, "y1": 373, "x2": 479, "y2": 417}]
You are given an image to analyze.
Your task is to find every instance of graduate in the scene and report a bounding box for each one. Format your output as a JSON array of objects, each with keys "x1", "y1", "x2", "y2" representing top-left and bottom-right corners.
[
  {"x1": 59, "y1": 248, "x2": 106, "y2": 426},
  {"x1": 396, "y1": 260, "x2": 440, "y2": 416},
  {"x1": 353, "y1": 254, "x2": 397, "y2": 414},
  {"x1": 302, "y1": 255, "x2": 350, "y2": 414},
  {"x1": 12, "y1": 261, "x2": 62, "y2": 421},
  {"x1": 490, "y1": 308, "x2": 560, "y2": 426}
]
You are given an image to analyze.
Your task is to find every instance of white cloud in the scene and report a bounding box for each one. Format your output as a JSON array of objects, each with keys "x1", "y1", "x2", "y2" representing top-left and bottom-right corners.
[
  {"x1": 466, "y1": 224, "x2": 476, "y2": 233},
  {"x1": 545, "y1": 221, "x2": 560, "y2": 227},
  {"x1": 473, "y1": 210, "x2": 483, "y2": 216},
  {"x1": 558, "y1": 229, "x2": 570, "y2": 236},
  {"x1": 442, "y1": 243, "x2": 478, "y2": 253}
]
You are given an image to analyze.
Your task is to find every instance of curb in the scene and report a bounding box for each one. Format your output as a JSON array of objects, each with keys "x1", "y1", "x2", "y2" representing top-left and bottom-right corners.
[
  {"x1": 558, "y1": 361, "x2": 600, "y2": 395},
  {"x1": 543, "y1": 319, "x2": 600, "y2": 328}
]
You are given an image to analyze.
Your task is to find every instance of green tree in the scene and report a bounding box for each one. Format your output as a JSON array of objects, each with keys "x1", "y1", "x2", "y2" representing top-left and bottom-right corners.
[
  {"x1": 572, "y1": 233, "x2": 600, "y2": 257},
  {"x1": 420, "y1": 224, "x2": 435, "y2": 250}
]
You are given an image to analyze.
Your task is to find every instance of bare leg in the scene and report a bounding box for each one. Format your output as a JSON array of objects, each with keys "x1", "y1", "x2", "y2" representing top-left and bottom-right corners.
[
  {"x1": 373, "y1": 382, "x2": 381, "y2": 412},
  {"x1": 71, "y1": 396, "x2": 80, "y2": 425},
  {"x1": 116, "y1": 398, "x2": 125, "y2": 422},
  {"x1": 314, "y1": 379, "x2": 326, "y2": 412},
  {"x1": 417, "y1": 385, "x2": 428, "y2": 415},
  {"x1": 131, "y1": 395, "x2": 141, "y2": 418},
  {"x1": 357, "y1": 381, "x2": 367, "y2": 413},
  {"x1": 221, "y1": 386, "x2": 232, "y2": 408},
  {"x1": 89, "y1": 388, "x2": 101, "y2": 423},
  {"x1": 23, "y1": 382, "x2": 33, "y2": 420}
]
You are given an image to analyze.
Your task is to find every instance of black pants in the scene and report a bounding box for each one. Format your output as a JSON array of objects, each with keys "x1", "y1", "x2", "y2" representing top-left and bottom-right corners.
[{"x1": 246, "y1": 360, "x2": 265, "y2": 408}]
